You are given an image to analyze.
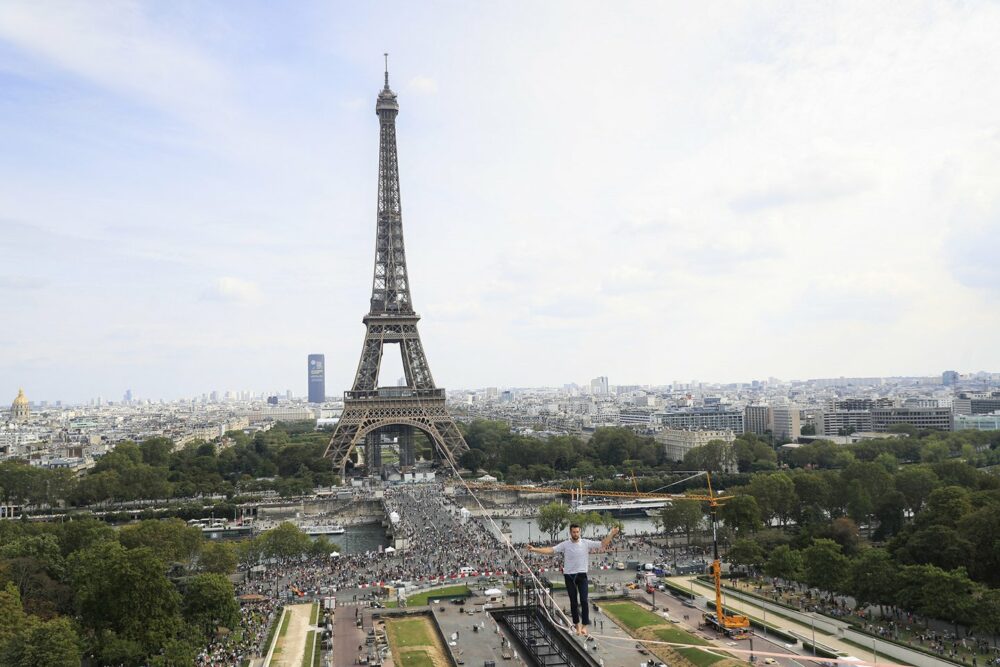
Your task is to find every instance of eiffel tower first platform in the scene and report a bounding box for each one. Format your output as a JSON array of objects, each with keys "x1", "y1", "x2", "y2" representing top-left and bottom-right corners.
[{"x1": 324, "y1": 59, "x2": 469, "y2": 477}]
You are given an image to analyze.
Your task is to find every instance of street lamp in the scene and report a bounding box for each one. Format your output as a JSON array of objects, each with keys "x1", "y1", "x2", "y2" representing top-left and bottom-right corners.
[
  {"x1": 527, "y1": 520, "x2": 532, "y2": 544},
  {"x1": 811, "y1": 614, "x2": 816, "y2": 657}
]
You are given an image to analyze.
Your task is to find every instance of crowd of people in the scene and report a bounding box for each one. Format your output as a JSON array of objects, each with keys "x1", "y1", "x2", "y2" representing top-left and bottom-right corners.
[
  {"x1": 195, "y1": 597, "x2": 279, "y2": 666},
  {"x1": 200, "y1": 481, "x2": 674, "y2": 665}
]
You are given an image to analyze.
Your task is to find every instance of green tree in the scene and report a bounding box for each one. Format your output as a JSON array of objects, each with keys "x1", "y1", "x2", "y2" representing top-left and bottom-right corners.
[
  {"x1": 255, "y1": 523, "x2": 313, "y2": 560},
  {"x1": 68, "y1": 541, "x2": 185, "y2": 659},
  {"x1": 826, "y1": 517, "x2": 861, "y2": 556},
  {"x1": 727, "y1": 538, "x2": 765, "y2": 572},
  {"x1": 957, "y1": 506, "x2": 1000, "y2": 587},
  {"x1": 536, "y1": 502, "x2": 572, "y2": 542},
  {"x1": 897, "y1": 565, "x2": 977, "y2": 634},
  {"x1": 764, "y1": 545, "x2": 802, "y2": 581},
  {"x1": 139, "y1": 437, "x2": 174, "y2": 467},
  {"x1": 894, "y1": 466, "x2": 938, "y2": 514},
  {"x1": 1, "y1": 616, "x2": 82, "y2": 667},
  {"x1": 459, "y1": 449, "x2": 487, "y2": 472},
  {"x1": 55, "y1": 519, "x2": 115, "y2": 557},
  {"x1": 683, "y1": 440, "x2": 734, "y2": 474},
  {"x1": 848, "y1": 548, "x2": 897, "y2": 613},
  {"x1": 873, "y1": 489, "x2": 906, "y2": 539},
  {"x1": 921, "y1": 485, "x2": 972, "y2": 527},
  {"x1": 0, "y1": 582, "x2": 26, "y2": 646},
  {"x1": 802, "y1": 539, "x2": 850, "y2": 596},
  {"x1": 571, "y1": 511, "x2": 605, "y2": 537},
  {"x1": 660, "y1": 499, "x2": 704, "y2": 545},
  {"x1": 118, "y1": 519, "x2": 202, "y2": 564},
  {"x1": 891, "y1": 525, "x2": 973, "y2": 571},
  {"x1": 845, "y1": 479, "x2": 874, "y2": 525},
  {"x1": 748, "y1": 473, "x2": 798, "y2": 526},
  {"x1": 182, "y1": 574, "x2": 240, "y2": 638},
  {"x1": 920, "y1": 440, "x2": 950, "y2": 463},
  {"x1": 973, "y1": 588, "x2": 1000, "y2": 646},
  {"x1": 718, "y1": 494, "x2": 762, "y2": 535},
  {"x1": 198, "y1": 541, "x2": 238, "y2": 575}
]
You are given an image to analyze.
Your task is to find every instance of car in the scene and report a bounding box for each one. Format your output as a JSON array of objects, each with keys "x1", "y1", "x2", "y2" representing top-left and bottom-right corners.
[{"x1": 763, "y1": 659, "x2": 777, "y2": 664}]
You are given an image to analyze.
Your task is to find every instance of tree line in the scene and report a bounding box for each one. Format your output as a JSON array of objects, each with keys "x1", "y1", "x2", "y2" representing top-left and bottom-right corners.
[
  {"x1": 0, "y1": 421, "x2": 336, "y2": 509},
  {"x1": 0, "y1": 515, "x2": 325, "y2": 666}
]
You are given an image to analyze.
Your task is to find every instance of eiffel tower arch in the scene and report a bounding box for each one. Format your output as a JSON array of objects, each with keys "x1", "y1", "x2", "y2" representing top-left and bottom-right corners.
[{"x1": 324, "y1": 58, "x2": 469, "y2": 477}]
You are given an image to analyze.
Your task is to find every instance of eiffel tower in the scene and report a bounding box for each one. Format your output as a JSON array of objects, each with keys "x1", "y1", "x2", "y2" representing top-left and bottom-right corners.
[{"x1": 324, "y1": 57, "x2": 469, "y2": 476}]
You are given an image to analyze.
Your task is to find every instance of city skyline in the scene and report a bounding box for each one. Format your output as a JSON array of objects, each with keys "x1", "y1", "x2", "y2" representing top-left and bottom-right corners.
[
  {"x1": 9, "y1": 366, "x2": 1000, "y2": 407},
  {"x1": 3, "y1": 3, "x2": 1000, "y2": 402}
]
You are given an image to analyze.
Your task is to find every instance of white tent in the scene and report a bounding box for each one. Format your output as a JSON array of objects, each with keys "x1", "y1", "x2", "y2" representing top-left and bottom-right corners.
[
  {"x1": 484, "y1": 588, "x2": 503, "y2": 597},
  {"x1": 385, "y1": 546, "x2": 397, "y2": 553},
  {"x1": 329, "y1": 552, "x2": 341, "y2": 558}
]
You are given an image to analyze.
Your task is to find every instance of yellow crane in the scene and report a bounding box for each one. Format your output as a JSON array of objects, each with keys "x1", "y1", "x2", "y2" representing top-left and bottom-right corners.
[
  {"x1": 467, "y1": 472, "x2": 750, "y2": 634},
  {"x1": 701, "y1": 472, "x2": 750, "y2": 635}
]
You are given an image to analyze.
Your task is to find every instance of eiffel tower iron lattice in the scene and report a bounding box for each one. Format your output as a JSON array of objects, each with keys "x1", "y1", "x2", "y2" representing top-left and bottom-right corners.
[{"x1": 324, "y1": 58, "x2": 469, "y2": 475}]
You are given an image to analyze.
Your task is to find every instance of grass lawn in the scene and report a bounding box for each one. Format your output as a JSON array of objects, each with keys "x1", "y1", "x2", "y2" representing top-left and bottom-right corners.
[
  {"x1": 278, "y1": 609, "x2": 292, "y2": 637},
  {"x1": 677, "y1": 647, "x2": 725, "y2": 667},
  {"x1": 652, "y1": 626, "x2": 722, "y2": 667},
  {"x1": 398, "y1": 650, "x2": 435, "y2": 667},
  {"x1": 301, "y1": 631, "x2": 315, "y2": 667},
  {"x1": 601, "y1": 601, "x2": 664, "y2": 631},
  {"x1": 603, "y1": 601, "x2": 724, "y2": 667},
  {"x1": 309, "y1": 602, "x2": 319, "y2": 625},
  {"x1": 386, "y1": 618, "x2": 434, "y2": 648},
  {"x1": 403, "y1": 584, "x2": 470, "y2": 607}
]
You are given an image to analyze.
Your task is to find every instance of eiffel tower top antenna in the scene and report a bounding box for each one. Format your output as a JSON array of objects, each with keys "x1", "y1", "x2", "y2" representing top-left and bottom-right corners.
[{"x1": 383, "y1": 52, "x2": 389, "y2": 88}]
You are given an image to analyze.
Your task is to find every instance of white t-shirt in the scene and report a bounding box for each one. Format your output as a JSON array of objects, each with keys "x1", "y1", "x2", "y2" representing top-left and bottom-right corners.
[{"x1": 553, "y1": 538, "x2": 602, "y2": 574}]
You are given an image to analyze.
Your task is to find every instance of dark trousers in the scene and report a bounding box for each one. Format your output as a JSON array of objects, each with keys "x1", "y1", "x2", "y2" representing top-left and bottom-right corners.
[{"x1": 564, "y1": 573, "x2": 589, "y2": 626}]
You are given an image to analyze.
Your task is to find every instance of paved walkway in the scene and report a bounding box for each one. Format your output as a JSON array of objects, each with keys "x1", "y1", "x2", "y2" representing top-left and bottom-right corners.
[
  {"x1": 333, "y1": 603, "x2": 367, "y2": 667},
  {"x1": 270, "y1": 603, "x2": 314, "y2": 667}
]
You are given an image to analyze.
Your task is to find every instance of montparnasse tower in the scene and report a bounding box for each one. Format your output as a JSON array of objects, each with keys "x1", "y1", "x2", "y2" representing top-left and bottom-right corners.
[{"x1": 11, "y1": 388, "x2": 30, "y2": 421}]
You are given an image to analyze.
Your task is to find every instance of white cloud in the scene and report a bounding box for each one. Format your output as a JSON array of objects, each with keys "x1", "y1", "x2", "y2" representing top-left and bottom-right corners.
[{"x1": 2, "y1": 2, "x2": 1000, "y2": 400}]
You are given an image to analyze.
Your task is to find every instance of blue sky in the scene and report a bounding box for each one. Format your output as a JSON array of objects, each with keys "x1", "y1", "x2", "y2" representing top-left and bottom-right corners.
[{"x1": 2, "y1": 2, "x2": 999, "y2": 403}]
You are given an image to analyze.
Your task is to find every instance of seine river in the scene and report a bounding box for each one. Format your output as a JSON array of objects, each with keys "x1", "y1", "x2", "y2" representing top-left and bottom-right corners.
[{"x1": 318, "y1": 522, "x2": 389, "y2": 554}]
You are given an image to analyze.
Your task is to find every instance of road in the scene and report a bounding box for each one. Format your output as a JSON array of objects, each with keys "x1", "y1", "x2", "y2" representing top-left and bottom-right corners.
[{"x1": 333, "y1": 602, "x2": 367, "y2": 667}]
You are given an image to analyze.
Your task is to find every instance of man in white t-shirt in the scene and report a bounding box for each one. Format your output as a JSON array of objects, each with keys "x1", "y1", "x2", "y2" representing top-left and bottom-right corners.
[{"x1": 527, "y1": 523, "x2": 619, "y2": 635}]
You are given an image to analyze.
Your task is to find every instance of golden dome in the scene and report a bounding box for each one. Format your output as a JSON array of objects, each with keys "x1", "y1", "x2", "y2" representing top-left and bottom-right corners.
[{"x1": 12, "y1": 388, "x2": 28, "y2": 406}]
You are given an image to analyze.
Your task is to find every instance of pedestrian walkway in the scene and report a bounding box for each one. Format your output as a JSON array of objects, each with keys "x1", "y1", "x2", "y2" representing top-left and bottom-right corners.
[
  {"x1": 333, "y1": 605, "x2": 366, "y2": 667},
  {"x1": 267, "y1": 603, "x2": 313, "y2": 667}
]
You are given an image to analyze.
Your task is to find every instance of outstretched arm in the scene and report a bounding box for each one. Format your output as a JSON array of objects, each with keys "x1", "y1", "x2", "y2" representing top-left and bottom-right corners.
[
  {"x1": 600, "y1": 526, "x2": 620, "y2": 550},
  {"x1": 527, "y1": 544, "x2": 555, "y2": 555}
]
